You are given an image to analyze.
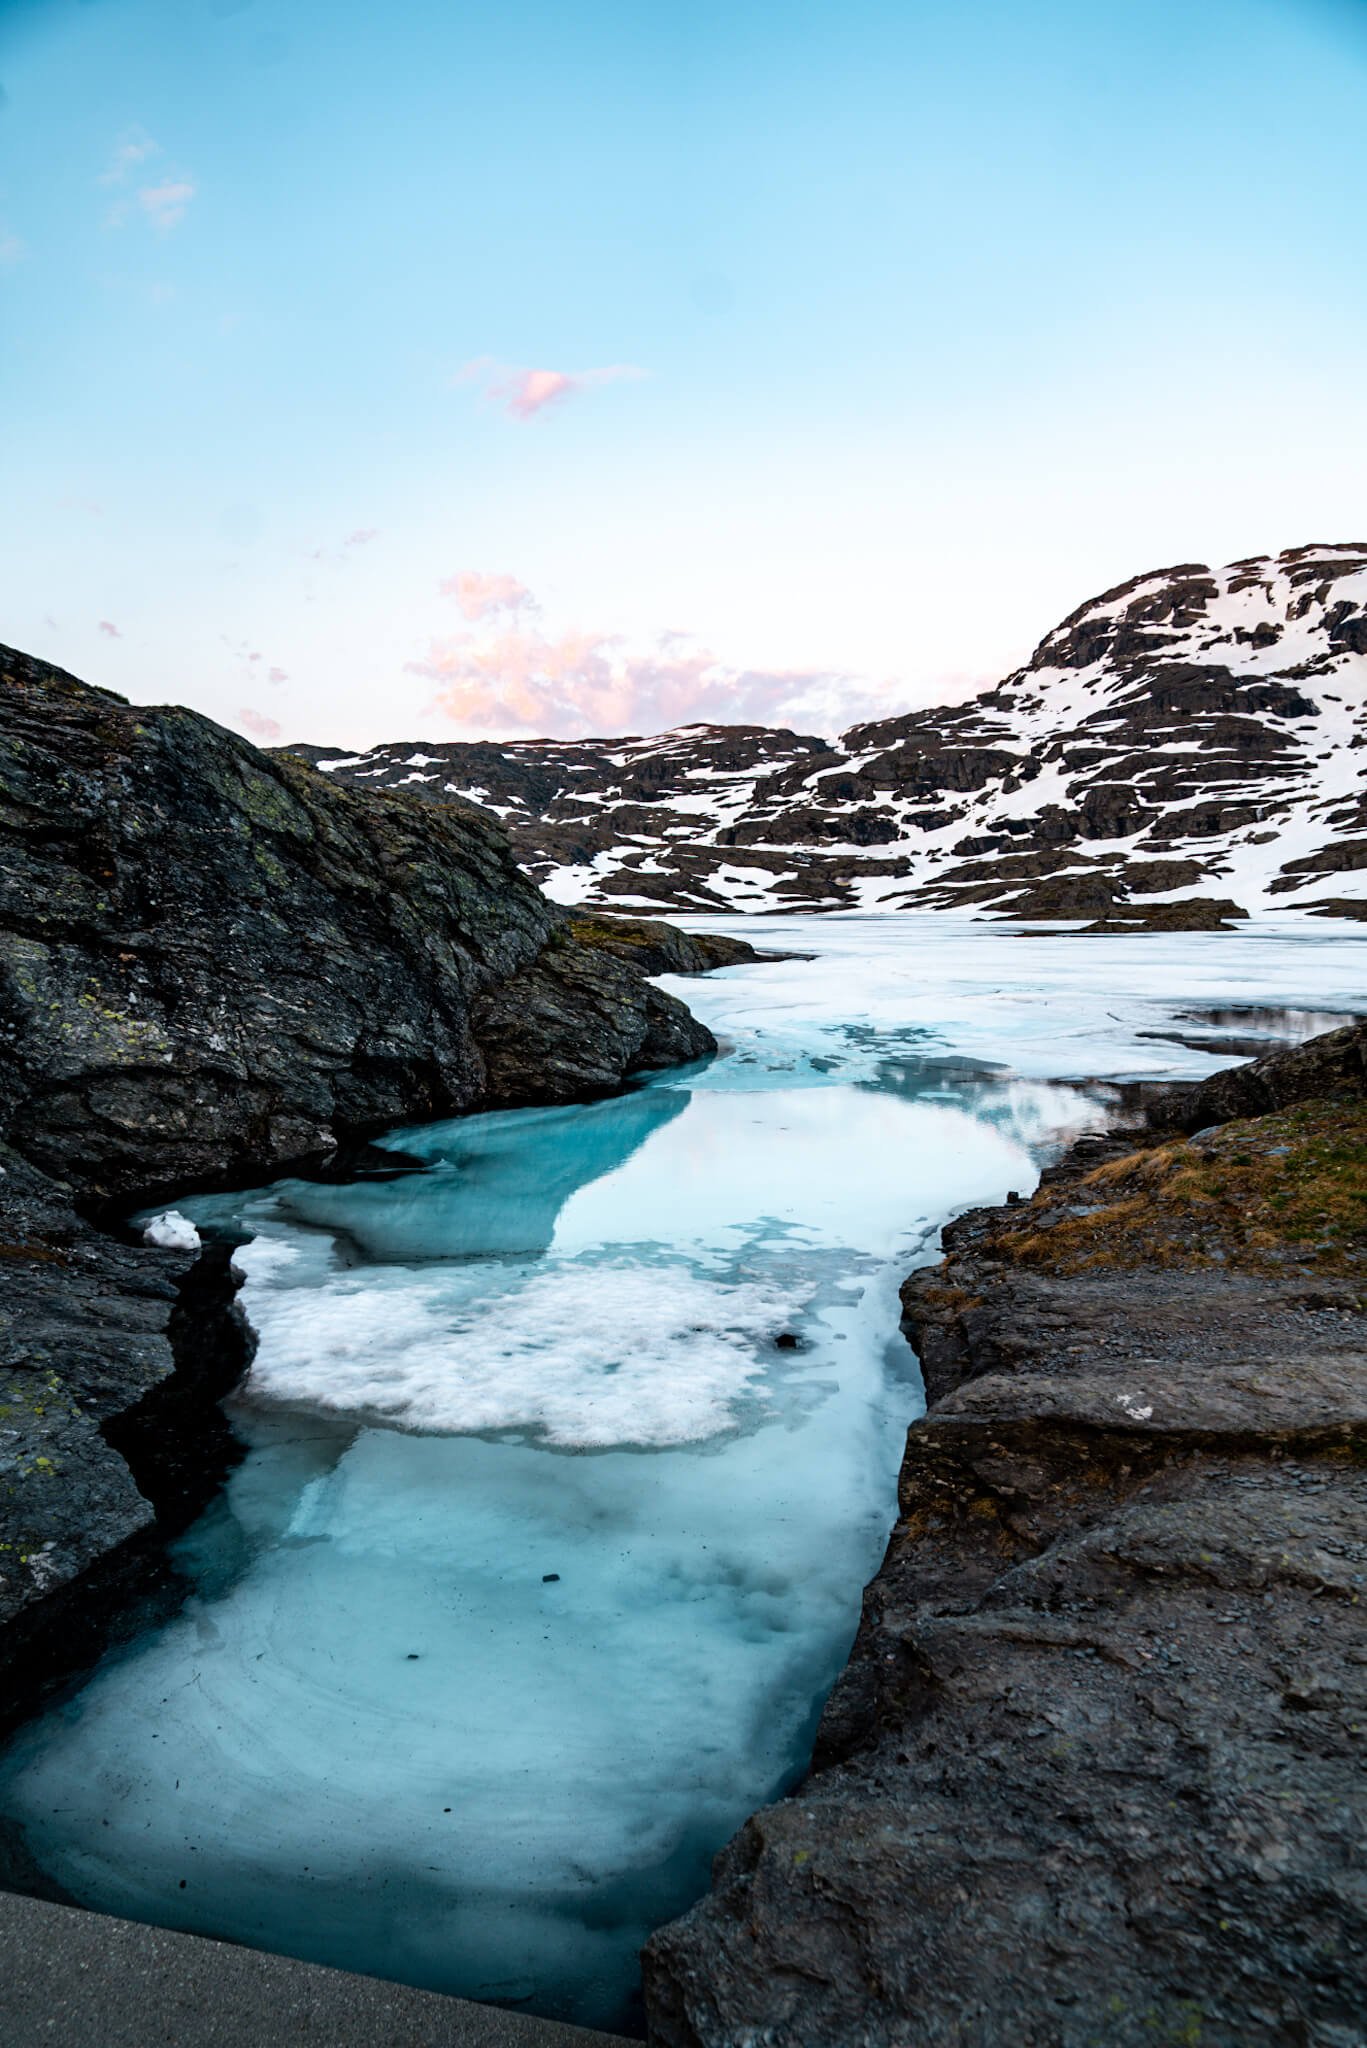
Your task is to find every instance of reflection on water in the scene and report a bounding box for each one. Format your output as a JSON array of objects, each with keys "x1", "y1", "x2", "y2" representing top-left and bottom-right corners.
[{"x1": 1, "y1": 915, "x2": 1361, "y2": 2032}]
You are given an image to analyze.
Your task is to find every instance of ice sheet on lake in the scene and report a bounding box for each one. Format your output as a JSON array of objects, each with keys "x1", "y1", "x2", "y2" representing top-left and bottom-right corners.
[
  {"x1": 660, "y1": 912, "x2": 1366, "y2": 1084},
  {"x1": 230, "y1": 1241, "x2": 793, "y2": 1447},
  {"x1": 210, "y1": 1086, "x2": 1034, "y2": 1450},
  {"x1": 4, "y1": 915, "x2": 1362, "y2": 2029}
]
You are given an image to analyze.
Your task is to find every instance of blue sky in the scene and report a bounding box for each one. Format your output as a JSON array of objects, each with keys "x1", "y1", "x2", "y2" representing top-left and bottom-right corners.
[{"x1": 2, "y1": 0, "x2": 1365, "y2": 744}]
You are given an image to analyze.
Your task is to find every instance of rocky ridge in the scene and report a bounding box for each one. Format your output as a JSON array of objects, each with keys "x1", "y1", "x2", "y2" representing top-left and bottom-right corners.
[
  {"x1": 0, "y1": 645, "x2": 728, "y2": 1727},
  {"x1": 642, "y1": 1022, "x2": 1367, "y2": 2047},
  {"x1": 287, "y1": 543, "x2": 1367, "y2": 922}
]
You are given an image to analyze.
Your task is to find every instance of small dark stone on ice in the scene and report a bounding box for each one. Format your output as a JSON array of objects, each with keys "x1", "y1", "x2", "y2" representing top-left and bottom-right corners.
[
  {"x1": 775, "y1": 1332, "x2": 800, "y2": 1350},
  {"x1": 542, "y1": 1573, "x2": 560, "y2": 1583},
  {"x1": 405, "y1": 1653, "x2": 419, "y2": 1661}
]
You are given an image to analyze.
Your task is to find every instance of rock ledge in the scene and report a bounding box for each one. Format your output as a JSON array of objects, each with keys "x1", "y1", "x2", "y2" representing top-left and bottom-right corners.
[{"x1": 643, "y1": 1024, "x2": 1367, "y2": 2047}]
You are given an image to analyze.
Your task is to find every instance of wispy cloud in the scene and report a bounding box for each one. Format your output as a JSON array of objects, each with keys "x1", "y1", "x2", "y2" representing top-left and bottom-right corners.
[
  {"x1": 438, "y1": 569, "x2": 536, "y2": 622},
  {"x1": 239, "y1": 707, "x2": 282, "y2": 742},
  {"x1": 0, "y1": 227, "x2": 25, "y2": 269},
  {"x1": 406, "y1": 577, "x2": 885, "y2": 737},
  {"x1": 98, "y1": 129, "x2": 160, "y2": 186},
  {"x1": 268, "y1": 665, "x2": 289, "y2": 684},
  {"x1": 455, "y1": 357, "x2": 647, "y2": 420},
  {"x1": 100, "y1": 130, "x2": 196, "y2": 232},
  {"x1": 138, "y1": 180, "x2": 196, "y2": 232},
  {"x1": 308, "y1": 526, "x2": 381, "y2": 563},
  {"x1": 98, "y1": 619, "x2": 121, "y2": 638}
]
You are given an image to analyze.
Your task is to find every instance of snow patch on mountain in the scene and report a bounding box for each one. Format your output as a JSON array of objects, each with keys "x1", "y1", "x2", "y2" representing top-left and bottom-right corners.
[{"x1": 284, "y1": 545, "x2": 1367, "y2": 920}]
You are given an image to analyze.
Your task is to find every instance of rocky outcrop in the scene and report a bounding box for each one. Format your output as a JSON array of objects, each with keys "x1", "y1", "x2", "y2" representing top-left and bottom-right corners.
[
  {"x1": 557, "y1": 914, "x2": 765, "y2": 979},
  {"x1": 1075, "y1": 897, "x2": 1249, "y2": 932},
  {"x1": 1145, "y1": 1016, "x2": 1367, "y2": 1134},
  {"x1": 642, "y1": 1025, "x2": 1367, "y2": 2047},
  {"x1": 284, "y1": 543, "x2": 1367, "y2": 921},
  {"x1": 0, "y1": 646, "x2": 712, "y2": 1204},
  {"x1": 0, "y1": 646, "x2": 723, "y2": 1726}
]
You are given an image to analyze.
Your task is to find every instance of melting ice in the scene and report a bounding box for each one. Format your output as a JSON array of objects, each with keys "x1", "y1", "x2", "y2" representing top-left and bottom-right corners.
[{"x1": 0, "y1": 915, "x2": 1361, "y2": 2031}]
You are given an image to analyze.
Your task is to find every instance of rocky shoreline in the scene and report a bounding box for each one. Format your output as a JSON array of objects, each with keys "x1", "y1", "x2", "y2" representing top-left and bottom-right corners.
[
  {"x1": 0, "y1": 647, "x2": 742, "y2": 1733},
  {"x1": 643, "y1": 1023, "x2": 1367, "y2": 2047}
]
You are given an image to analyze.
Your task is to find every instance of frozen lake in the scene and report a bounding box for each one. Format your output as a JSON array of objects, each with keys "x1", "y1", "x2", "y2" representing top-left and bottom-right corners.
[{"x1": 1, "y1": 915, "x2": 1363, "y2": 2031}]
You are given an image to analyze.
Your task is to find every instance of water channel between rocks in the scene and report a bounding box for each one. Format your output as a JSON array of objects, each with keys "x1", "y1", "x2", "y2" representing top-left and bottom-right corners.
[{"x1": 1, "y1": 916, "x2": 1363, "y2": 2033}]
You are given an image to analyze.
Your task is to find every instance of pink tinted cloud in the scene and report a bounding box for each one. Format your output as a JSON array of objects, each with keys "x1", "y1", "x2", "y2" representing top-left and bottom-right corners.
[
  {"x1": 138, "y1": 180, "x2": 195, "y2": 231},
  {"x1": 239, "y1": 707, "x2": 282, "y2": 742},
  {"x1": 221, "y1": 635, "x2": 289, "y2": 688},
  {"x1": 345, "y1": 528, "x2": 378, "y2": 547},
  {"x1": 456, "y1": 357, "x2": 646, "y2": 420},
  {"x1": 439, "y1": 570, "x2": 536, "y2": 622},
  {"x1": 407, "y1": 621, "x2": 879, "y2": 739},
  {"x1": 98, "y1": 619, "x2": 121, "y2": 638},
  {"x1": 503, "y1": 369, "x2": 574, "y2": 419}
]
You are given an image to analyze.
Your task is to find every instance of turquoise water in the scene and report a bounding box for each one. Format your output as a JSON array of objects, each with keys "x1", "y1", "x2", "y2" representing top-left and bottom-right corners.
[{"x1": 2, "y1": 916, "x2": 1361, "y2": 2031}]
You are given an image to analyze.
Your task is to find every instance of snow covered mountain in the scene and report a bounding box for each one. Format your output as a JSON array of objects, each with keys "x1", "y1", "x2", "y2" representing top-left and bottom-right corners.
[{"x1": 287, "y1": 543, "x2": 1367, "y2": 920}]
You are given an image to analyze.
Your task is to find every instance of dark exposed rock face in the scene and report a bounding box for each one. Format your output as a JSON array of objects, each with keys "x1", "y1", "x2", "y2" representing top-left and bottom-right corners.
[
  {"x1": 0, "y1": 646, "x2": 721, "y2": 1725},
  {"x1": 1146, "y1": 1016, "x2": 1367, "y2": 1134},
  {"x1": 470, "y1": 915, "x2": 775, "y2": 1101},
  {"x1": 642, "y1": 1027, "x2": 1367, "y2": 2047},
  {"x1": 0, "y1": 645, "x2": 711, "y2": 1204},
  {"x1": 0, "y1": 1145, "x2": 254, "y2": 1730},
  {"x1": 283, "y1": 543, "x2": 1367, "y2": 921}
]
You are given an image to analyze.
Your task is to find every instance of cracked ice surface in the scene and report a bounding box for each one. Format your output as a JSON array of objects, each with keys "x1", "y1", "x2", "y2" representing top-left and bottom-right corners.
[{"x1": 0, "y1": 916, "x2": 1362, "y2": 2031}]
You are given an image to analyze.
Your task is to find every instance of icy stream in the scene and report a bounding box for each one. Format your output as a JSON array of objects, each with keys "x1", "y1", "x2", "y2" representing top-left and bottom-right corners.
[{"x1": 1, "y1": 917, "x2": 1363, "y2": 2031}]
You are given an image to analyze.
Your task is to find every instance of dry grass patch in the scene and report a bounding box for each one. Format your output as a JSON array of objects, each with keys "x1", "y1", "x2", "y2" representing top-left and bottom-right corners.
[{"x1": 993, "y1": 1093, "x2": 1367, "y2": 1281}]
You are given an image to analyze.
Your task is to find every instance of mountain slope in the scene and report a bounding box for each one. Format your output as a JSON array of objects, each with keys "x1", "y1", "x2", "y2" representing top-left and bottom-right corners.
[{"x1": 289, "y1": 543, "x2": 1367, "y2": 919}]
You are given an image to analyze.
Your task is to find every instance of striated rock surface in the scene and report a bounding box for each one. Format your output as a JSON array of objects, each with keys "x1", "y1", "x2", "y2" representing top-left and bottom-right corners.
[
  {"x1": 642, "y1": 1024, "x2": 1367, "y2": 2047},
  {"x1": 0, "y1": 645, "x2": 721, "y2": 1725},
  {"x1": 284, "y1": 543, "x2": 1367, "y2": 921}
]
